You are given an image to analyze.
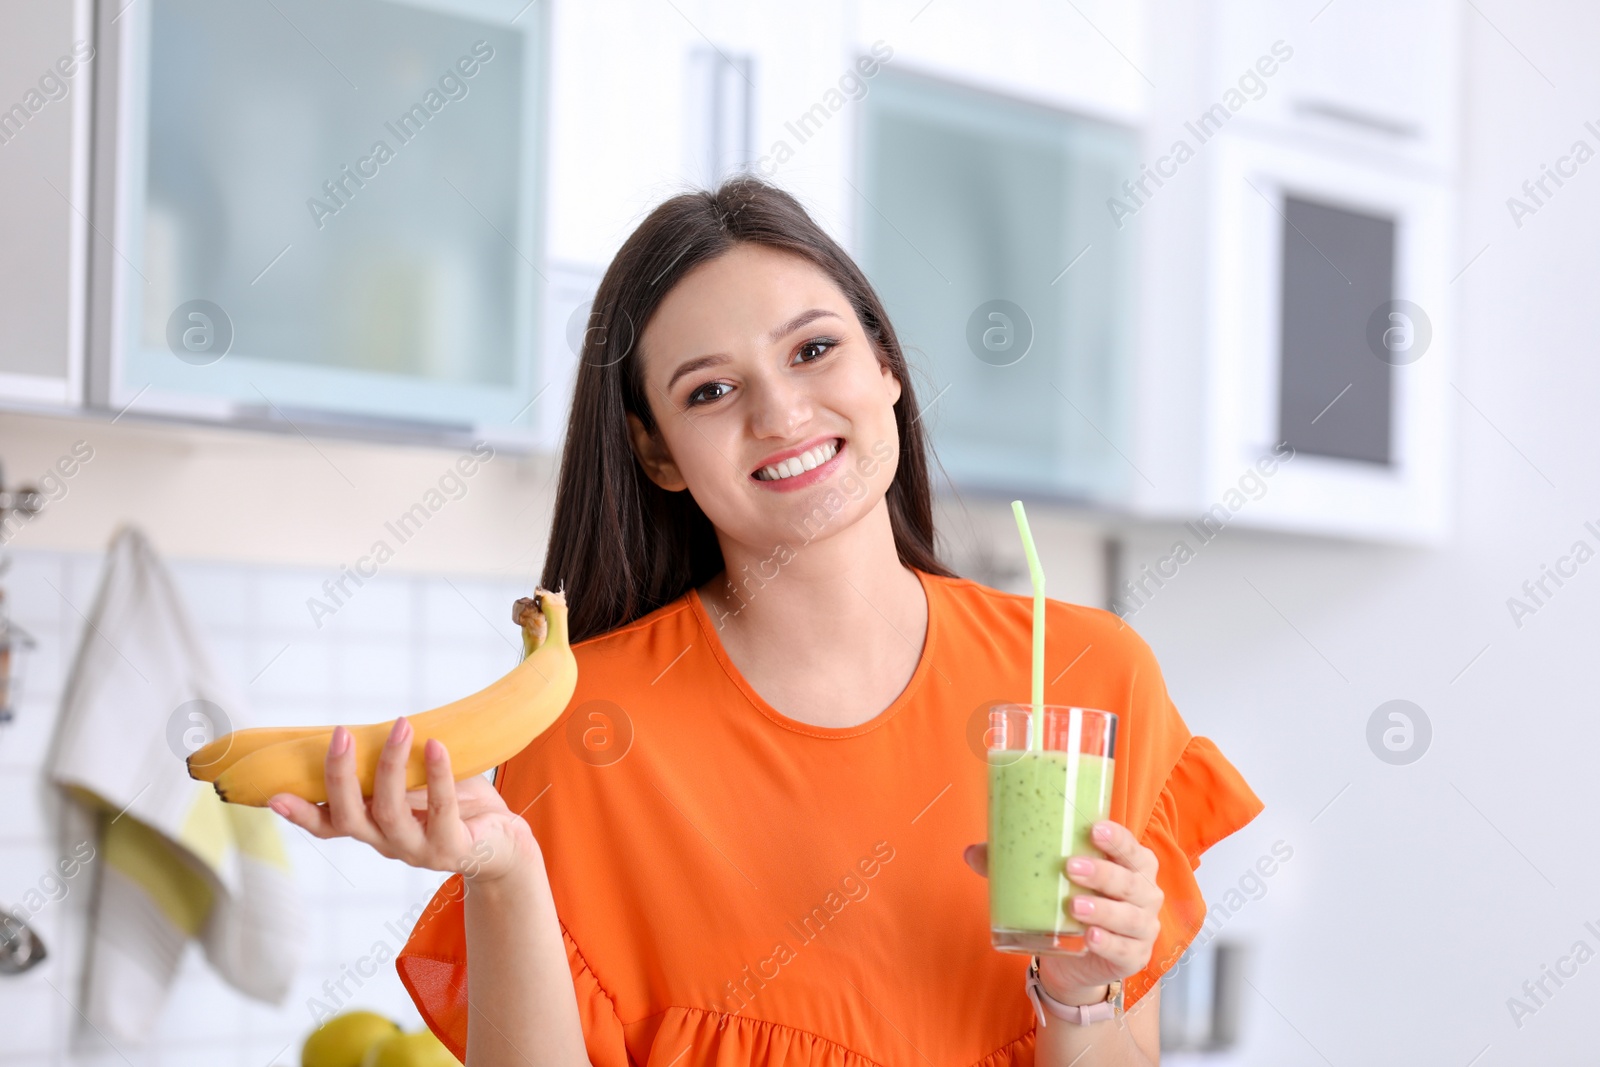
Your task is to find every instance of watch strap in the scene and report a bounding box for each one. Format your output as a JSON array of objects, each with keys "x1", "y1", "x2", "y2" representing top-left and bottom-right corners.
[{"x1": 1024, "y1": 956, "x2": 1121, "y2": 1027}]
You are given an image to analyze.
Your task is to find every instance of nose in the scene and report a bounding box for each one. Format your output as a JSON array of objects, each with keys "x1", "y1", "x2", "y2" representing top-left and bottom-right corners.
[{"x1": 745, "y1": 361, "x2": 814, "y2": 442}]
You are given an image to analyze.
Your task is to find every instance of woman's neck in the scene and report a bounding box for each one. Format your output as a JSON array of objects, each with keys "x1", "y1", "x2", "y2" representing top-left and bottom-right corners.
[
  {"x1": 703, "y1": 495, "x2": 912, "y2": 621},
  {"x1": 697, "y1": 496, "x2": 929, "y2": 722}
]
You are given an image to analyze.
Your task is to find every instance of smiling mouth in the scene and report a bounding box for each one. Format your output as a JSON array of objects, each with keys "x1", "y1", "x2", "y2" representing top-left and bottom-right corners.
[{"x1": 752, "y1": 438, "x2": 844, "y2": 482}]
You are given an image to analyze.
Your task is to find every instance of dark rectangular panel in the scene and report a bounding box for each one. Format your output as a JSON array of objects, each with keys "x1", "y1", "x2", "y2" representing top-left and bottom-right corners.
[{"x1": 1277, "y1": 196, "x2": 1394, "y2": 464}]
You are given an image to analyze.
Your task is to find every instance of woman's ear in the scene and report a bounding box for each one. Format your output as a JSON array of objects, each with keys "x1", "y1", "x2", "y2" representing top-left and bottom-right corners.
[
  {"x1": 882, "y1": 359, "x2": 903, "y2": 407},
  {"x1": 625, "y1": 411, "x2": 689, "y2": 492}
]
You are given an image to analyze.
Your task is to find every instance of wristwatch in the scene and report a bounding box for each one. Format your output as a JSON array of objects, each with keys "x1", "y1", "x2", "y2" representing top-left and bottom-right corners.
[{"x1": 1024, "y1": 956, "x2": 1122, "y2": 1027}]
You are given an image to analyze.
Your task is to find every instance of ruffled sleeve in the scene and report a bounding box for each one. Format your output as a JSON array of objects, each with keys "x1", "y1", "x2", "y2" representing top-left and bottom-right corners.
[
  {"x1": 1091, "y1": 615, "x2": 1265, "y2": 1010},
  {"x1": 394, "y1": 876, "x2": 630, "y2": 1067},
  {"x1": 392, "y1": 875, "x2": 472, "y2": 1062},
  {"x1": 1123, "y1": 737, "x2": 1264, "y2": 1008}
]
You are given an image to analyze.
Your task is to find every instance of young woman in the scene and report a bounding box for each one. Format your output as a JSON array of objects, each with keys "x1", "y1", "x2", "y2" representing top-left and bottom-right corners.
[{"x1": 270, "y1": 176, "x2": 1263, "y2": 1067}]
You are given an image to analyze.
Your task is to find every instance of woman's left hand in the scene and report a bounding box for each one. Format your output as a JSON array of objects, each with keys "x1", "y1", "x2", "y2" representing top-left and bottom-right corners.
[{"x1": 964, "y1": 820, "x2": 1164, "y2": 1002}]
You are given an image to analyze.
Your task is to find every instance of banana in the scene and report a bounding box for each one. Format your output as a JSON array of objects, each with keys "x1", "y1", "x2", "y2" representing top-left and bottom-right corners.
[
  {"x1": 209, "y1": 587, "x2": 576, "y2": 807},
  {"x1": 190, "y1": 588, "x2": 557, "y2": 783},
  {"x1": 187, "y1": 726, "x2": 330, "y2": 782}
]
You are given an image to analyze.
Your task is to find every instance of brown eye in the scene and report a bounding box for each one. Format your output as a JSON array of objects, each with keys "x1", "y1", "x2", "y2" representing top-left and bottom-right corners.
[
  {"x1": 797, "y1": 338, "x2": 839, "y2": 363},
  {"x1": 687, "y1": 381, "x2": 731, "y2": 406}
]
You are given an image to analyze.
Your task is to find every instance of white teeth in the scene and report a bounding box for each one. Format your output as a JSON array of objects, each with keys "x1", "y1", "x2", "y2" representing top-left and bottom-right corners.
[{"x1": 757, "y1": 439, "x2": 839, "y2": 481}]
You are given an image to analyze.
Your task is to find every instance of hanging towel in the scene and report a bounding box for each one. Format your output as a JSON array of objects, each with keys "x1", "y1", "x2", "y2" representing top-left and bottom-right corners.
[{"x1": 48, "y1": 523, "x2": 306, "y2": 1043}]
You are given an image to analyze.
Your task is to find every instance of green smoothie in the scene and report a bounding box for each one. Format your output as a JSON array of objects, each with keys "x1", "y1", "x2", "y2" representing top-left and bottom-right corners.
[{"x1": 988, "y1": 748, "x2": 1113, "y2": 941}]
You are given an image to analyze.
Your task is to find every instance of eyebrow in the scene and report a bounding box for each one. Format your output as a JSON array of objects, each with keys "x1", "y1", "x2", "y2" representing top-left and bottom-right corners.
[{"x1": 664, "y1": 308, "x2": 844, "y2": 392}]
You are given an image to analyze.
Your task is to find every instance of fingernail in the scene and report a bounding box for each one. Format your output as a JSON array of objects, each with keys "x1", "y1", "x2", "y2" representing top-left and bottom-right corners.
[
  {"x1": 1089, "y1": 927, "x2": 1102, "y2": 943},
  {"x1": 268, "y1": 799, "x2": 289, "y2": 817},
  {"x1": 1073, "y1": 896, "x2": 1094, "y2": 915},
  {"x1": 1067, "y1": 857, "x2": 1093, "y2": 876},
  {"x1": 331, "y1": 727, "x2": 350, "y2": 757},
  {"x1": 1093, "y1": 823, "x2": 1112, "y2": 842},
  {"x1": 388, "y1": 716, "x2": 410, "y2": 745},
  {"x1": 425, "y1": 738, "x2": 443, "y2": 760}
]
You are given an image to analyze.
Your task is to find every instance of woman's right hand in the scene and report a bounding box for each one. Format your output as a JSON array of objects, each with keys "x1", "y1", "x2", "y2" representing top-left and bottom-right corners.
[{"x1": 266, "y1": 716, "x2": 539, "y2": 886}]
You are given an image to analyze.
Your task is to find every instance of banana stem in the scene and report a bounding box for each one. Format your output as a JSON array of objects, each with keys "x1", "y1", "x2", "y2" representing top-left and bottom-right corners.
[{"x1": 513, "y1": 596, "x2": 547, "y2": 661}]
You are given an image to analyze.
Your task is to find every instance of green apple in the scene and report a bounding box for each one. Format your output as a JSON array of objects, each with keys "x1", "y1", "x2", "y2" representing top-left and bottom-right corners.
[
  {"x1": 302, "y1": 1011, "x2": 402, "y2": 1067},
  {"x1": 361, "y1": 1028, "x2": 458, "y2": 1067}
]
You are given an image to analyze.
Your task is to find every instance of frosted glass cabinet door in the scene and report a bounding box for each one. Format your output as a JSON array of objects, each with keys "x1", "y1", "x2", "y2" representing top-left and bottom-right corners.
[
  {"x1": 104, "y1": 0, "x2": 543, "y2": 431},
  {"x1": 0, "y1": 0, "x2": 91, "y2": 406},
  {"x1": 858, "y1": 70, "x2": 1138, "y2": 503}
]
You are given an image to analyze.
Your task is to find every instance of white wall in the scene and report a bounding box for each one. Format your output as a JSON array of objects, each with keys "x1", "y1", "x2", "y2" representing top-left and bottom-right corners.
[{"x1": 1131, "y1": 3, "x2": 1600, "y2": 1062}]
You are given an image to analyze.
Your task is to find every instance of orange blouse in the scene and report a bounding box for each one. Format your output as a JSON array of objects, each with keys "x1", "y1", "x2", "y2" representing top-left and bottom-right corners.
[{"x1": 396, "y1": 568, "x2": 1264, "y2": 1066}]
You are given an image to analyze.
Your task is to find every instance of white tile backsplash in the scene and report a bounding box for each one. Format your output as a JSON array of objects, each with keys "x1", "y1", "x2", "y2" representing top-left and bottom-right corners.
[
  {"x1": 7, "y1": 554, "x2": 65, "y2": 632},
  {"x1": 256, "y1": 570, "x2": 327, "y2": 638},
  {"x1": 169, "y1": 563, "x2": 254, "y2": 633},
  {"x1": 0, "y1": 546, "x2": 526, "y2": 1067},
  {"x1": 331, "y1": 638, "x2": 414, "y2": 706},
  {"x1": 153, "y1": 951, "x2": 249, "y2": 1044},
  {"x1": 317, "y1": 575, "x2": 412, "y2": 640},
  {"x1": 0, "y1": 840, "x2": 57, "y2": 904},
  {"x1": 0, "y1": 687, "x2": 64, "y2": 773},
  {"x1": 5, "y1": 983, "x2": 62, "y2": 1056},
  {"x1": 318, "y1": 838, "x2": 410, "y2": 898},
  {"x1": 418, "y1": 643, "x2": 507, "y2": 712},
  {"x1": 419, "y1": 578, "x2": 525, "y2": 646},
  {"x1": 249, "y1": 639, "x2": 335, "y2": 707},
  {"x1": 0, "y1": 764, "x2": 53, "y2": 846}
]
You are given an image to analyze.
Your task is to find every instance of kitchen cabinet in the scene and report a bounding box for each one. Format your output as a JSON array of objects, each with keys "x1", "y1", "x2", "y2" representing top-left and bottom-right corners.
[
  {"x1": 85, "y1": 0, "x2": 548, "y2": 444},
  {"x1": 0, "y1": 0, "x2": 93, "y2": 407},
  {"x1": 857, "y1": 66, "x2": 1141, "y2": 506},
  {"x1": 853, "y1": 0, "x2": 1460, "y2": 544}
]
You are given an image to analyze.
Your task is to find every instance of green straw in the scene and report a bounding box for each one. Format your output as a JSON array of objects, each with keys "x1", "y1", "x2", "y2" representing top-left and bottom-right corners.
[{"x1": 1010, "y1": 500, "x2": 1045, "y2": 752}]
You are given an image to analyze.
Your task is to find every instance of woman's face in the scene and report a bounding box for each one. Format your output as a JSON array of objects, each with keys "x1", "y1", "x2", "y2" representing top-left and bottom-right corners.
[{"x1": 626, "y1": 241, "x2": 904, "y2": 556}]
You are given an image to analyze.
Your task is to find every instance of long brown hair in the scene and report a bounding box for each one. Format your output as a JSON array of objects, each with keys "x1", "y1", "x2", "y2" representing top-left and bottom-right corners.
[{"x1": 540, "y1": 174, "x2": 957, "y2": 644}]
